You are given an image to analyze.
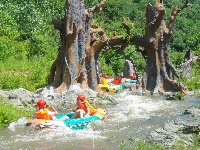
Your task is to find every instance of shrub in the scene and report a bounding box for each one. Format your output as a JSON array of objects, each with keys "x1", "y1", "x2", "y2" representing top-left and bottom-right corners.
[{"x1": 0, "y1": 96, "x2": 33, "y2": 127}]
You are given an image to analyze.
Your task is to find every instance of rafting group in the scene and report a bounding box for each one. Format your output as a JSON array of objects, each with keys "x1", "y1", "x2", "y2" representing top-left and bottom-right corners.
[
  {"x1": 26, "y1": 73, "x2": 139, "y2": 130},
  {"x1": 98, "y1": 72, "x2": 139, "y2": 93},
  {"x1": 26, "y1": 95, "x2": 107, "y2": 130}
]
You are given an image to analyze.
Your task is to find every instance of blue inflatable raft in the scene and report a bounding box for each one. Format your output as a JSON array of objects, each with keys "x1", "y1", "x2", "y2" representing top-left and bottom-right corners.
[{"x1": 26, "y1": 108, "x2": 107, "y2": 130}]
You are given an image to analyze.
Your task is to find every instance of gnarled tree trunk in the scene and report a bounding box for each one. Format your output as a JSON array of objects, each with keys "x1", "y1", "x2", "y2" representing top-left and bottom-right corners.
[
  {"x1": 133, "y1": 0, "x2": 192, "y2": 94},
  {"x1": 49, "y1": 0, "x2": 116, "y2": 92}
]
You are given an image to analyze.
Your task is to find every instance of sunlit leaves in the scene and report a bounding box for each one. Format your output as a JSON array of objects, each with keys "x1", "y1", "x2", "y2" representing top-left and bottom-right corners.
[{"x1": 0, "y1": 96, "x2": 33, "y2": 127}]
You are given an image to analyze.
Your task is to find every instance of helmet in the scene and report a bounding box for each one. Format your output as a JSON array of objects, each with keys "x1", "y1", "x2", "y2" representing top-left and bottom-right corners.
[
  {"x1": 77, "y1": 95, "x2": 85, "y2": 101},
  {"x1": 104, "y1": 75, "x2": 108, "y2": 79},
  {"x1": 37, "y1": 99, "x2": 46, "y2": 109}
]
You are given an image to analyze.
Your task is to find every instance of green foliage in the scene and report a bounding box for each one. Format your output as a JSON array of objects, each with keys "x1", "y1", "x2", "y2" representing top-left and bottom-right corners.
[
  {"x1": 0, "y1": 0, "x2": 59, "y2": 91},
  {"x1": 177, "y1": 63, "x2": 200, "y2": 91},
  {"x1": 0, "y1": 96, "x2": 33, "y2": 127},
  {"x1": 28, "y1": 30, "x2": 58, "y2": 58},
  {"x1": 196, "y1": 91, "x2": 200, "y2": 99},
  {"x1": 165, "y1": 0, "x2": 200, "y2": 51},
  {"x1": 98, "y1": 45, "x2": 145, "y2": 76},
  {"x1": 174, "y1": 92, "x2": 186, "y2": 101},
  {"x1": 193, "y1": 134, "x2": 200, "y2": 147},
  {"x1": 123, "y1": 46, "x2": 145, "y2": 74},
  {"x1": 0, "y1": 57, "x2": 52, "y2": 91},
  {"x1": 120, "y1": 136, "x2": 200, "y2": 150},
  {"x1": 0, "y1": 36, "x2": 29, "y2": 61},
  {"x1": 186, "y1": 31, "x2": 200, "y2": 51},
  {"x1": 120, "y1": 139, "x2": 164, "y2": 150},
  {"x1": 99, "y1": 55, "x2": 115, "y2": 76},
  {"x1": 170, "y1": 50, "x2": 185, "y2": 69},
  {"x1": 0, "y1": 12, "x2": 20, "y2": 39}
]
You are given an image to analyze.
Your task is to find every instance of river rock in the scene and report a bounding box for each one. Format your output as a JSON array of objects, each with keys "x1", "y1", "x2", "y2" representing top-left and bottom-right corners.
[
  {"x1": 0, "y1": 86, "x2": 116, "y2": 111},
  {"x1": 148, "y1": 107, "x2": 200, "y2": 147},
  {"x1": 123, "y1": 60, "x2": 136, "y2": 78}
]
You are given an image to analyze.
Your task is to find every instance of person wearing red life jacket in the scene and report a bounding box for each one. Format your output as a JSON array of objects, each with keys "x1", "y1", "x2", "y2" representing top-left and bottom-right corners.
[
  {"x1": 130, "y1": 73, "x2": 137, "y2": 80},
  {"x1": 71, "y1": 94, "x2": 95, "y2": 119},
  {"x1": 113, "y1": 75, "x2": 122, "y2": 84},
  {"x1": 33, "y1": 99, "x2": 69, "y2": 121}
]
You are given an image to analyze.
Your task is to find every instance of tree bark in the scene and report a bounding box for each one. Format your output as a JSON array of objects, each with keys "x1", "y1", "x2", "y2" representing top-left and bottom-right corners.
[
  {"x1": 49, "y1": 0, "x2": 111, "y2": 92},
  {"x1": 135, "y1": 0, "x2": 192, "y2": 94}
]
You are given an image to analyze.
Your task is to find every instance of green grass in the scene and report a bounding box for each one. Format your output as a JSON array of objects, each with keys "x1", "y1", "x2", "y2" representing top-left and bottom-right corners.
[
  {"x1": 120, "y1": 137, "x2": 200, "y2": 150},
  {"x1": 0, "y1": 96, "x2": 33, "y2": 127},
  {"x1": 0, "y1": 57, "x2": 53, "y2": 91}
]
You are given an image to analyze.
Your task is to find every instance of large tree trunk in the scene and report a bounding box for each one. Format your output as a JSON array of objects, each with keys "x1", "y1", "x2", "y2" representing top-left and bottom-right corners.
[
  {"x1": 49, "y1": 0, "x2": 87, "y2": 93},
  {"x1": 49, "y1": 0, "x2": 110, "y2": 92},
  {"x1": 134, "y1": 0, "x2": 192, "y2": 94}
]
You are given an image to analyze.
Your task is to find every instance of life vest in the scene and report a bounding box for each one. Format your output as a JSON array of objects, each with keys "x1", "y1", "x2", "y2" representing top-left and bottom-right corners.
[
  {"x1": 113, "y1": 77, "x2": 122, "y2": 84},
  {"x1": 77, "y1": 100, "x2": 95, "y2": 115},
  {"x1": 35, "y1": 108, "x2": 52, "y2": 120},
  {"x1": 131, "y1": 74, "x2": 136, "y2": 80},
  {"x1": 102, "y1": 78, "x2": 108, "y2": 85}
]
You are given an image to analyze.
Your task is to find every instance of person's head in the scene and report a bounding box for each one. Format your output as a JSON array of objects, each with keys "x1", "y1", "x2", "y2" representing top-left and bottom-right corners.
[
  {"x1": 77, "y1": 95, "x2": 85, "y2": 103},
  {"x1": 104, "y1": 75, "x2": 109, "y2": 79},
  {"x1": 37, "y1": 99, "x2": 46, "y2": 109}
]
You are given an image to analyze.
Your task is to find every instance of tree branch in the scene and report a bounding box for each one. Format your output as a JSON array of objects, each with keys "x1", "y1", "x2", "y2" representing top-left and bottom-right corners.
[
  {"x1": 52, "y1": 18, "x2": 63, "y2": 31},
  {"x1": 167, "y1": 0, "x2": 192, "y2": 34},
  {"x1": 90, "y1": 28, "x2": 107, "y2": 41},
  {"x1": 86, "y1": 0, "x2": 106, "y2": 16}
]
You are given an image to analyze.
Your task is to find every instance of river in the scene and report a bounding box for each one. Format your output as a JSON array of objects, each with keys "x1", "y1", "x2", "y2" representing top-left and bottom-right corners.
[{"x1": 0, "y1": 90, "x2": 199, "y2": 150}]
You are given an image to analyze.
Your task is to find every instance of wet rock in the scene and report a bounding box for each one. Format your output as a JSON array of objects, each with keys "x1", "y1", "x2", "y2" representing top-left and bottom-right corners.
[
  {"x1": 183, "y1": 108, "x2": 200, "y2": 117},
  {"x1": 123, "y1": 60, "x2": 136, "y2": 78},
  {"x1": 0, "y1": 87, "x2": 117, "y2": 111},
  {"x1": 148, "y1": 107, "x2": 200, "y2": 147}
]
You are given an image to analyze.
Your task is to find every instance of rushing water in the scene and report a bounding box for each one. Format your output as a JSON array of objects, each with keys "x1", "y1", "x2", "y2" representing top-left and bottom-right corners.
[{"x1": 0, "y1": 90, "x2": 199, "y2": 150}]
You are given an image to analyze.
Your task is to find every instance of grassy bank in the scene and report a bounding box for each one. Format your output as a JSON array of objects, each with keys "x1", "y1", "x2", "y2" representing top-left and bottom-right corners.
[
  {"x1": 0, "y1": 96, "x2": 33, "y2": 127},
  {"x1": 120, "y1": 137, "x2": 200, "y2": 150}
]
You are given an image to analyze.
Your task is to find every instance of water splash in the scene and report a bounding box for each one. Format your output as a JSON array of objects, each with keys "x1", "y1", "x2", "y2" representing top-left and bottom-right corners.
[{"x1": 8, "y1": 117, "x2": 28, "y2": 131}]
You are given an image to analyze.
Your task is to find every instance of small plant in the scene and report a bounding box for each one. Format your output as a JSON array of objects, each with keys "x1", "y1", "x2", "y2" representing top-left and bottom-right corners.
[
  {"x1": 120, "y1": 139, "x2": 165, "y2": 150},
  {"x1": 119, "y1": 139, "x2": 126, "y2": 150},
  {"x1": 0, "y1": 96, "x2": 33, "y2": 127},
  {"x1": 193, "y1": 134, "x2": 200, "y2": 148},
  {"x1": 174, "y1": 91, "x2": 186, "y2": 101},
  {"x1": 195, "y1": 91, "x2": 200, "y2": 98}
]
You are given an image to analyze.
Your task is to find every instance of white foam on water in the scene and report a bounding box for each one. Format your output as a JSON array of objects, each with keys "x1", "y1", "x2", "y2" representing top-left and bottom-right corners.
[
  {"x1": 7, "y1": 116, "x2": 106, "y2": 145},
  {"x1": 8, "y1": 117, "x2": 28, "y2": 131},
  {"x1": 107, "y1": 92, "x2": 176, "y2": 122},
  {"x1": 68, "y1": 84, "x2": 81, "y2": 91}
]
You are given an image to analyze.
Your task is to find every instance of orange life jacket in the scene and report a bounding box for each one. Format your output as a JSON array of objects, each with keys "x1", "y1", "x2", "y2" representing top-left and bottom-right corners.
[
  {"x1": 35, "y1": 108, "x2": 53, "y2": 120},
  {"x1": 113, "y1": 77, "x2": 122, "y2": 84},
  {"x1": 77, "y1": 100, "x2": 95, "y2": 115},
  {"x1": 131, "y1": 74, "x2": 136, "y2": 80}
]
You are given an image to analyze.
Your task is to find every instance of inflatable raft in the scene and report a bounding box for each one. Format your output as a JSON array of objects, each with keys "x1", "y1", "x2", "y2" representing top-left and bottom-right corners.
[
  {"x1": 26, "y1": 108, "x2": 107, "y2": 130},
  {"x1": 125, "y1": 79, "x2": 138, "y2": 83},
  {"x1": 98, "y1": 84, "x2": 124, "y2": 93}
]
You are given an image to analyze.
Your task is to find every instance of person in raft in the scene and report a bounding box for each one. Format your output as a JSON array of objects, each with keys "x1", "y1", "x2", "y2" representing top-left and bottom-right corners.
[
  {"x1": 113, "y1": 75, "x2": 122, "y2": 84},
  {"x1": 33, "y1": 99, "x2": 69, "y2": 121},
  {"x1": 71, "y1": 94, "x2": 95, "y2": 119},
  {"x1": 102, "y1": 75, "x2": 110, "y2": 85},
  {"x1": 130, "y1": 72, "x2": 137, "y2": 80}
]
